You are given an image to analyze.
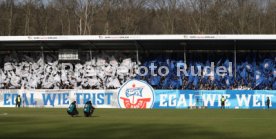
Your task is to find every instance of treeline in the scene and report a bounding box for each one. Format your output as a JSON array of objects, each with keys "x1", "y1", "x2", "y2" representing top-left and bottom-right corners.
[{"x1": 0, "y1": 0, "x2": 275, "y2": 35}]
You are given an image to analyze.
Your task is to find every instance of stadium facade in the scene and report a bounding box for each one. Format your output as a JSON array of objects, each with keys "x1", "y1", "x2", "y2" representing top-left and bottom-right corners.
[{"x1": 0, "y1": 35, "x2": 275, "y2": 109}]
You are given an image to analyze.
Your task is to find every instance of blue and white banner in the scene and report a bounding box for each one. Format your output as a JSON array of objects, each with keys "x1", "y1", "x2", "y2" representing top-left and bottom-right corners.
[
  {"x1": 0, "y1": 89, "x2": 119, "y2": 108},
  {"x1": 0, "y1": 80, "x2": 275, "y2": 109},
  {"x1": 154, "y1": 90, "x2": 276, "y2": 109},
  {"x1": 1, "y1": 89, "x2": 275, "y2": 109}
]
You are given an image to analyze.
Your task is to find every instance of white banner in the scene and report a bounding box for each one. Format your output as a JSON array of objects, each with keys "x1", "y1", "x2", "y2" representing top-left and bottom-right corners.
[{"x1": 0, "y1": 89, "x2": 119, "y2": 108}]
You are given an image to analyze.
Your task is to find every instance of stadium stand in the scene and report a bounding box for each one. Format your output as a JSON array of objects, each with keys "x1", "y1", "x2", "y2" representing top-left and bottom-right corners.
[
  {"x1": 0, "y1": 51, "x2": 275, "y2": 90},
  {"x1": 0, "y1": 51, "x2": 136, "y2": 89},
  {"x1": 138, "y1": 52, "x2": 275, "y2": 90}
]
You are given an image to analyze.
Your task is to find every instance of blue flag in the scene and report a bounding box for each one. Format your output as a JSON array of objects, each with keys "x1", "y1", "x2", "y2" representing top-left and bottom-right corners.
[
  {"x1": 240, "y1": 68, "x2": 247, "y2": 80},
  {"x1": 262, "y1": 59, "x2": 273, "y2": 75},
  {"x1": 273, "y1": 81, "x2": 276, "y2": 90},
  {"x1": 255, "y1": 70, "x2": 264, "y2": 87},
  {"x1": 193, "y1": 76, "x2": 199, "y2": 87}
]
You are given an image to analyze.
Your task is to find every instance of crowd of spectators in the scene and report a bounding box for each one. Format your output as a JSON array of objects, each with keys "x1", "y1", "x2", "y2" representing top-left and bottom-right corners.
[{"x1": 0, "y1": 51, "x2": 275, "y2": 90}]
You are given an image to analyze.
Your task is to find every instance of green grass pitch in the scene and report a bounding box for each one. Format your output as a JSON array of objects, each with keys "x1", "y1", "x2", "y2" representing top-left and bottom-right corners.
[{"x1": 0, "y1": 108, "x2": 275, "y2": 139}]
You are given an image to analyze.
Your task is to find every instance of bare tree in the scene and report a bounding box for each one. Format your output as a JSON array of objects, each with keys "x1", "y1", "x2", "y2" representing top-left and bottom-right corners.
[{"x1": 0, "y1": 0, "x2": 274, "y2": 35}]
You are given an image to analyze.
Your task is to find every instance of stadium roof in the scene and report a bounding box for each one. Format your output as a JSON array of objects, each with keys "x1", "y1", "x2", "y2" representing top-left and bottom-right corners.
[{"x1": 0, "y1": 35, "x2": 276, "y2": 51}]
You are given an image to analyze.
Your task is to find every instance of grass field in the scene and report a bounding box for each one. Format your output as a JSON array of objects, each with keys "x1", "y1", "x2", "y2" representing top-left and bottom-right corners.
[{"x1": 0, "y1": 108, "x2": 275, "y2": 139}]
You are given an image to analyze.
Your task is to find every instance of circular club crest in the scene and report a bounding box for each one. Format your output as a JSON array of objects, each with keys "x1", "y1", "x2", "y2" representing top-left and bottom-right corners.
[{"x1": 118, "y1": 80, "x2": 154, "y2": 109}]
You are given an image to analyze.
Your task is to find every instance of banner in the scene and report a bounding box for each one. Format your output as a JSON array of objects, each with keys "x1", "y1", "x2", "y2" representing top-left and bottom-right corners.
[
  {"x1": 0, "y1": 89, "x2": 119, "y2": 108},
  {"x1": 0, "y1": 80, "x2": 275, "y2": 109},
  {"x1": 1, "y1": 89, "x2": 276, "y2": 109},
  {"x1": 154, "y1": 90, "x2": 276, "y2": 109}
]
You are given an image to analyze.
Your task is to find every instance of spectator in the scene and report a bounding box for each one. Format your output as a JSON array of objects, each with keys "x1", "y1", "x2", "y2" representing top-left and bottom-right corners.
[
  {"x1": 15, "y1": 95, "x2": 21, "y2": 108},
  {"x1": 266, "y1": 97, "x2": 271, "y2": 109}
]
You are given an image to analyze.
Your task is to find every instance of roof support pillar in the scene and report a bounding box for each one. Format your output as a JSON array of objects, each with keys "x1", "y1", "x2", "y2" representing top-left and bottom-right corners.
[
  {"x1": 184, "y1": 45, "x2": 186, "y2": 63},
  {"x1": 180, "y1": 42, "x2": 187, "y2": 63},
  {"x1": 40, "y1": 44, "x2": 45, "y2": 76},
  {"x1": 234, "y1": 40, "x2": 237, "y2": 79},
  {"x1": 135, "y1": 41, "x2": 141, "y2": 65},
  {"x1": 90, "y1": 49, "x2": 93, "y2": 65}
]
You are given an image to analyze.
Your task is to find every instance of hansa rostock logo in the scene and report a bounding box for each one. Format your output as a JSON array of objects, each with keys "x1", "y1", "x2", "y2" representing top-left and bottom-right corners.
[{"x1": 118, "y1": 80, "x2": 154, "y2": 109}]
